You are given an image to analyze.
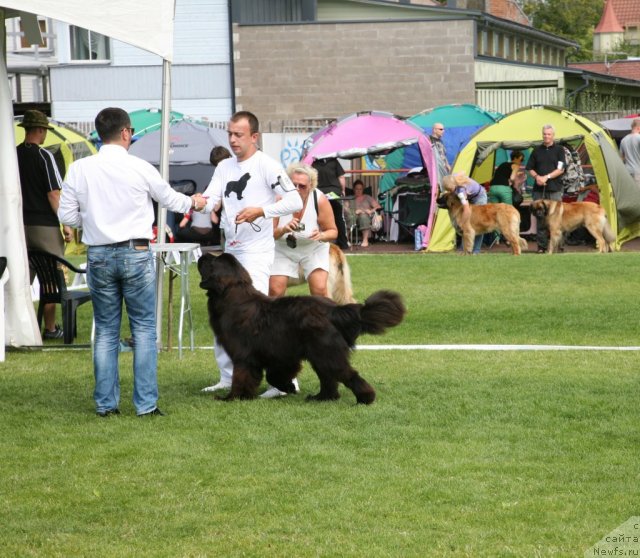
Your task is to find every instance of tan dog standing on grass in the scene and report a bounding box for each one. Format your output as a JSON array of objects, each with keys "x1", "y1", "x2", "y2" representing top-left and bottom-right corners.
[
  {"x1": 442, "y1": 192, "x2": 528, "y2": 255},
  {"x1": 530, "y1": 199, "x2": 615, "y2": 254}
]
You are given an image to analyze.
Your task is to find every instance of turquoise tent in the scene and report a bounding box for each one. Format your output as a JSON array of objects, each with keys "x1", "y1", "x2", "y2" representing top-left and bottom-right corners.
[
  {"x1": 380, "y1": 104, "x2": 502, "y2": 194},
  {"x1": 89, "y1": 108, "x2": 184, "y2": 145}
]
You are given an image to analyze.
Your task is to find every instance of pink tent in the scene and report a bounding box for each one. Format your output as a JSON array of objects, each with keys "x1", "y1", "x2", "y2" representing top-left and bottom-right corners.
[
  {"x1": 300, "y1": 111, "x2": 439, "y2": 248},
  {"x1": 302, "y1": 111, "x2": 429, "y2": 162}
]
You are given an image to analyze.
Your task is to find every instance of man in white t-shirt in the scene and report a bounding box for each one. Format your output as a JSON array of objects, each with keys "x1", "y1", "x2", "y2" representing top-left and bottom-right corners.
[{"x1": 200, "y1": 111, "x2": 303, "y2": 393}]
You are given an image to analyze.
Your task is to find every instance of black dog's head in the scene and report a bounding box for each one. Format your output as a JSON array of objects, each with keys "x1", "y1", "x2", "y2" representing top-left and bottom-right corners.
[{"x1": 198, "y1": 253, "x2": 253, "y2": 295}]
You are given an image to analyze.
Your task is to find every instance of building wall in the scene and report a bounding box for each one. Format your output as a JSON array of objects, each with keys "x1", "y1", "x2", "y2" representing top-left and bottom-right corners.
[
  {"x1": 317, "y1": 0, "x2": 446, "y2": 20},
  {"x1": 234, "y1": 19, "x2": 476, "y2": 130},
  {"x1": 48, "y1": 0, "x2": 232, "y2": 123},
  {"x1": 50, "y1": 64, "x2": 230, "y2": 122},
  {"x1": 593, "y1": 31, "x2": 624, "y2": 55}
]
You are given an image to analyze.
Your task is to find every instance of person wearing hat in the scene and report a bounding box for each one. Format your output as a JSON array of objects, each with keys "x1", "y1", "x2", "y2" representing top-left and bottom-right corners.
[{"x1": 17, "y1": 109, "x2": 73, "y2": 340}]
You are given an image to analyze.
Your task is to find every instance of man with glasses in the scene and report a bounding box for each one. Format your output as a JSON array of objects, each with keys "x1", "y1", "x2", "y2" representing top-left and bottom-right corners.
[
  {"x1": 200, "y1": 111, "x2": 303, "y2": 394},
  {"x1": 59, "y1": 107, "x2": 206, "y2": 417},
  {"x1": 430, "y1": 122, "x2": 451, "y2": 188}
]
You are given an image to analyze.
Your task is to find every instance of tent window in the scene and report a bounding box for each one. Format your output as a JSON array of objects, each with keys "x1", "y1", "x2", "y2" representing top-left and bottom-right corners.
[{"x1": 70, "y1": 27, "x2": 110, "y2": 61}]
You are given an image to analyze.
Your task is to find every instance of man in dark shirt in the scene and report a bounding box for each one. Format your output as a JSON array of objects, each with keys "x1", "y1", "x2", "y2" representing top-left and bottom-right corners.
[
  {"x1": 312, "y1": 158, "x2": 349, "y2": 249},
  {"x1": 430, "y1": 122, "x2": 451, "y2": 188},
  {"x1": 526, "y1": 124, "x2": 565, "y2": 253},
  {"x1": 17, "y1": 110, "x2": 72, "y2": 339}
]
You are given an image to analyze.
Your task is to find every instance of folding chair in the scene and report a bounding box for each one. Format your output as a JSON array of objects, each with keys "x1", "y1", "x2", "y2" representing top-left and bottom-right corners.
[
  {"x1": 391, "y1": 193, "x2": 430, "y2": 242},
  {"x1": 28, "y1": 250, "x2": 92, "y2": 344}
]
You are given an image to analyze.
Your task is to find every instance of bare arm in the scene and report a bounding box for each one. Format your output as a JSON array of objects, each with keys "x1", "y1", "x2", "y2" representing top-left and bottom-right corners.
[
  {"x1": 310, "y1": 194, "x2": 337, "y2": 242},
  {"x1": 47, "y1": 189, "x2": 61, "y2": 213},
  {"x1": 48, "y1": 190, "x2": 74, "y2": 241}
]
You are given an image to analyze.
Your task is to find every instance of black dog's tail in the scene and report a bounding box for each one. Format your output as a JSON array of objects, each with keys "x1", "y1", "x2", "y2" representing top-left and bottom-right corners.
[
  {"x1": 359, "y1": 290, "x2": 406, "y2": 334},
  {"x1": 331, "y1": 290, "x2": 405, "y2": 346}
]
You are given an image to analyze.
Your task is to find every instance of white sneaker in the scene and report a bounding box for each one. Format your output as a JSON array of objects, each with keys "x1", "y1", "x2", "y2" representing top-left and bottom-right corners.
[
  {"x1": 259, "y1": 386, "x2": 288, "y2": 399},
  {"x1": 201, "y1": 380, "x2": 232, "y2": 393},
  {"x1": 259, "y1": 379, "x2": 300, "y2": 399}
]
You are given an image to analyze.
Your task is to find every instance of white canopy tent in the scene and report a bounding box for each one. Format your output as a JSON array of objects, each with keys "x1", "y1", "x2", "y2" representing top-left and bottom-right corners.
[{"x1": 2, "y1": 1, "x2": 176, "y2": 348}]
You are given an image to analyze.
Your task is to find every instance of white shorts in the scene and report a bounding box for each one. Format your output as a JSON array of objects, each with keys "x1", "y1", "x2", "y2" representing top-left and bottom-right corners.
[
  {"x1": 272, "y1": 240, "x2": 330, "y2": 280},
  {"x1": 226, "y1": 249, "x2": 274, "y2": 294}
]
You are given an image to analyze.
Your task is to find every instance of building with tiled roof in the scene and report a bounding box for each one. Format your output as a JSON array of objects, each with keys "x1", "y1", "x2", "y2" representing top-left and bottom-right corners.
[
  {"x1": 484, "y1": 0, "x2": 530, "y2": 26},
  {"x1": 594, "y1": 0, "x2": 640, "y2": 55},
  {"x1": 569, "y1": 60, "x2": 640, "y2": 82}
]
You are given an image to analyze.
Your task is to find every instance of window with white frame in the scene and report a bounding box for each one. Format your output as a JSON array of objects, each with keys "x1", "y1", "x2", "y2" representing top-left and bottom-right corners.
[
  {"x1": 69, "y1": 26, "x2": 110, "y2": 61},
  {"x1": 6, "y1": 17, "x2": 52, "y2": 52}
]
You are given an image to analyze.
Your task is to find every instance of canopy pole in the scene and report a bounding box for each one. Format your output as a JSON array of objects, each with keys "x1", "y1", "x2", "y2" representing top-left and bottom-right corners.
[{"x1": 155, "y1": 59, "x2": 171, "y2": 347}]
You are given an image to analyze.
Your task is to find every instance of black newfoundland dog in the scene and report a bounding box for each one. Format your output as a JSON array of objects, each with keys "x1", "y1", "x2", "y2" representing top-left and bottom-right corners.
[{"x1": 198, "y1": 253, "x2": 406, "y2": 404}]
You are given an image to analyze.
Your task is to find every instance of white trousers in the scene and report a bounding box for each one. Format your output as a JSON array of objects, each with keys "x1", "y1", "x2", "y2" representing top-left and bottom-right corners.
[{"x1": 213, "y1": 250, "x2": 273, "y2": 384}]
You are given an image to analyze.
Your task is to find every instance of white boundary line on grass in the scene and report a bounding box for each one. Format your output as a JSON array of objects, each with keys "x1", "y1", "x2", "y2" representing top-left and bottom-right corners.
[
  {"x1": 188, "y1": 344, "x2": 640, "y2": 352},
  {"x1": 355, "y1": 344, "x2": 640, "y2": 351},
  {"x1": 32, "y1": 344, "x2": 640, "y2": 352}
]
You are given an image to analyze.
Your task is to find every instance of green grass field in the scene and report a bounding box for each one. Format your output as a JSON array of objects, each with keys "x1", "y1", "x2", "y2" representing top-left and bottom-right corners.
[{"x1": 2, "y1": 251, "x2": 639, "y2": 556}]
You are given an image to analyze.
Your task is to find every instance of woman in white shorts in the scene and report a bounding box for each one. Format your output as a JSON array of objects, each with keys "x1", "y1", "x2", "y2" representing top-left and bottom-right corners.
[
  {"x1": 269, "y1": 162, "x2": 338, "y2": 298},
  {"x1": 262, "y1": 163, "x2": 338, "y2": 399}
]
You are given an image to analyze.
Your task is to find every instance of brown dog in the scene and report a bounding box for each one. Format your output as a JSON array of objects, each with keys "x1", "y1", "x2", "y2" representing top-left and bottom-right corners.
[
  {"x1": 288, "y1": 243, "x2": 355, "y2": 304},
  {"x1": 530, "y1": 200, "x2": 615, "y2": 254},
  {"x1": 442, "y1": 193, "x2": 528, "y2": 255}
]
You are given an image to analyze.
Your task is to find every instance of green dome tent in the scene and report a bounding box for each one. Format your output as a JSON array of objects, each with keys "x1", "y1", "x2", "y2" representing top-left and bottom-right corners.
[
  {"x1": 89, "y1": 108, "x2": 185, "y2": 146},
  {"x1": 427, "y1": 105, "x2": 640, "y2": 252}
]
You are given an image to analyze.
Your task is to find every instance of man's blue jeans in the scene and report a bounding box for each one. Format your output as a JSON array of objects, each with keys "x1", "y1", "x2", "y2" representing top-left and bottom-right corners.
[{"x1": 87, "y1": 245, "x2": 158, "y2": 415}]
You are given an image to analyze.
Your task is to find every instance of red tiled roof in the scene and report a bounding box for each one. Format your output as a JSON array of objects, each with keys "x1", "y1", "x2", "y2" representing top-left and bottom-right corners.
[
  {"x1": 486, "y1": 0, "x2": 530, "y2": 26},
  {"x1": 596, "y1": 0, "x2": 640, "y2": 31},
  {"x1": 610, "y1": 0, "x2": 640, "y2": 26},
  {"x1": 569, "y1": 60, "x2": 640, "y2": 81},
  {"x1": 595, "y1": 0, "x2": 624, "y2": 33}
]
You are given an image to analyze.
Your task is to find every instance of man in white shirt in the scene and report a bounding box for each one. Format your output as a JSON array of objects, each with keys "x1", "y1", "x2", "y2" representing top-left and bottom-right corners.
[
  {"x1": 200, "y1": 111, "x2": 303, "y2": 394},
  {"x1": 59, "y1": 107, "x2": 206, "y2": 417}
]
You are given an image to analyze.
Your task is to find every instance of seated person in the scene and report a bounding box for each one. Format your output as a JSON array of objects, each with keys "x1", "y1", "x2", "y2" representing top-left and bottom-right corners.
[
  {"x1": 489, "y1": 150, "x2": 525, "y2": 205},
  {"x1": 344, "y1": 179, "x2": 381, "y2": 247}
]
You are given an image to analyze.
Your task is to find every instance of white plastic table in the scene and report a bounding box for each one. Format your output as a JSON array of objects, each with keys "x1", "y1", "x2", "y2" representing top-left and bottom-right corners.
[{"x1": 152, "y1": 243, "x2": 200, "y2": 358}]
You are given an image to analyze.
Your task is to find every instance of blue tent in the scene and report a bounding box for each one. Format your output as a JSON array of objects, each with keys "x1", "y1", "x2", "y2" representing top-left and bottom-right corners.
[{"x1": 380, "y1": 104, "x2": 502, "y2": 194}]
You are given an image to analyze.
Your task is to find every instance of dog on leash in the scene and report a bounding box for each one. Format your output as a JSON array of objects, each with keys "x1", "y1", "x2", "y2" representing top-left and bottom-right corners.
[
  {"x1": 441, "y1": 193, "x2": 528, "y2": 255},
  {"x1": 530, "y1": 200, "x2": 615, "y2": 254},
  {"x1": 198, "y1": 252, "x2": 405, "y2": 404},
  {"x1": 287, "y1": 243, "x2": 355, "y2": 304}
]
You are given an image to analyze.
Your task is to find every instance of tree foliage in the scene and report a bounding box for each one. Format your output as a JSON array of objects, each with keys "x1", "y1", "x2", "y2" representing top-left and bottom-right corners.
[{"x1": 523, "y1": 0, "x2": 605, "y2": 61}]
